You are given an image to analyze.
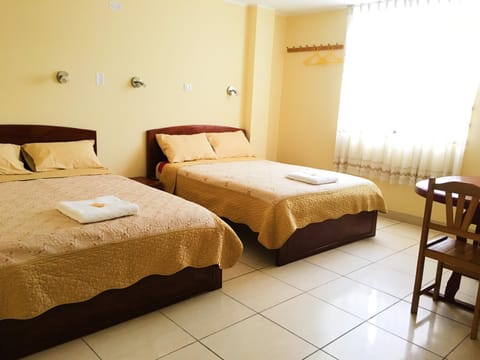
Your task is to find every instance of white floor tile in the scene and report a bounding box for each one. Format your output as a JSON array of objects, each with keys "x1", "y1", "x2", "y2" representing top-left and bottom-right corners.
[
  {"x1": 456, "y1": 291, "x2": 477, "y2": 305},
  {"x1": 305, "y1": 248, "x2": 371, "y2": 275},
  {"x1": 223, "y1": 261, "x2": 255, "y2": 281},
  {"x1": 402, "y1": 244, "x2": 422, "y2": 257},
  {"x1": 304, "y1": 350, "x2": 337, "y2": 360},
  {"x1": 324, "y1": 322, "x2": 442, "y2": 360},
  {"x1": 261, "y1": 260, "x2": 339, "y2": 291},
  {"x1": 23, "y1": 340, "x2": 98, "y2": 360},
  {"x1": 202, "y1": 315, "x2": 316, "y2": 360},
  {"x1": 369, "y1": 301, "x2": 470, "y2": 357},
  {"x1": 339, "y1": 238, "x2": 397, "y2": 261},
  {"x1": 160, "y1": 342, "x2": 221, "y2": 360},
  {"x1": 309, "y1": 277, "x2": 399, "y2": 319},
  {"x1": 371, "y1": 229, "x2": 419, "y2": 250},
  {"x1": 348, "y1": 263, "x2": 415, "y2": 298},
  {"x1": 376, "y1": 216, "x2": 400, "y2": 229},
  {"x1": 262, "y1": 293, "x2": 362, "y2": 347},
  {"x1": 380, "y1": 222, "x2": 423, "y2": 240},
  {"x1": 446, "y1": 337, "x2": 480, "y2": 360},
  {"x1": 84, "y1": 311, "x2": 194, "y2": 360},
  {"x1": 416, "y1": 295, "x2": 474, "y2": 327},
  {"x1": 221, "y1": 271, "x2": 302, "y2": 311},
  {"x1": 377, "y1": 251, "x2": 437, "y2": 281},
  {"x1": 457, "y1": 276, "x2": 479, "y2": 297},
  {"x1": 161, "y1": 291, "x2": 255, "y2": 339}
]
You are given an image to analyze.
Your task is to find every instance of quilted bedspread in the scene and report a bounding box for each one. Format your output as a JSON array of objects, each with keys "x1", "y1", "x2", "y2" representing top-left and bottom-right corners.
[
  {"x1": 160, "y1": 159, "x2": 386, "y2": 250},
  {"x1": 0, "y1": 174, "x2": 242, "y2": 320}
]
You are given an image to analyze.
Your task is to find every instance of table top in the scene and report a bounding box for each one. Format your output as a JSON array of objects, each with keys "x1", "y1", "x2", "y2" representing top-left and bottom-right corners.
[{"x1": 415, "y1": 176, "x2": 480, "y2": 203}]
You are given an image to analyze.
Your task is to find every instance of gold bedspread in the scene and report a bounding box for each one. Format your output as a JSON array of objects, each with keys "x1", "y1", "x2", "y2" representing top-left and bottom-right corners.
[
  {"x1": 160, "y1": 159, "x2": 386, "y2": 249},
  {"x1": 0, "y1": 174, "x2": 242, "y2": 320}
]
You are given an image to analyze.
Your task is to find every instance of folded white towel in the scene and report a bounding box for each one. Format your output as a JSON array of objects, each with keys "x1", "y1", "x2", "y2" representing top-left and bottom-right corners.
[
  {"x1": 286, "y1": 171, "x2": 338, "y2": 185},
  {"x1": 57, "y1": 195, "x2": 139, "y2": 224}
]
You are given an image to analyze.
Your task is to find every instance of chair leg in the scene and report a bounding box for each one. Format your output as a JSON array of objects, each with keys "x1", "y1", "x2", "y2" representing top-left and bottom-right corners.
[
  {"x1": 433, "y1": 262, "x2": 443, "y2": 301},
  {"x1": 411, "y1": 256, "x2": 426, "y2": 314},
  {"x1": 470, "y1": 281, "x2": 480, "y2": 340}
]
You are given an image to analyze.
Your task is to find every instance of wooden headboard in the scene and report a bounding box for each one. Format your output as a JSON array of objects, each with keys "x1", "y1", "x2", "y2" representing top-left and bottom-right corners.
[
  {"x1": 0, "y1": 124, "x2": 97, "y2": 153},
  {"x1": 146, "y1": 125, "x2": 243, "y2": 179}
]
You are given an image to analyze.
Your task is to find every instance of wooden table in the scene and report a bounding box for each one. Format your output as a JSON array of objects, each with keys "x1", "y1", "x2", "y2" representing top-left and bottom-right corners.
[
  {"x1": 415, "y1": 176, "x2": 480, "y2": 309},
  {"x1": 415, "y1": 176, "x2": 480, "y2": 203}
]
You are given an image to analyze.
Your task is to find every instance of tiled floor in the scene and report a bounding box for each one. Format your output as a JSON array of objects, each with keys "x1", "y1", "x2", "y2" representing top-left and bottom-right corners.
[{"x1": 25, "y1": 217, "x2": 480, "y2": 360}]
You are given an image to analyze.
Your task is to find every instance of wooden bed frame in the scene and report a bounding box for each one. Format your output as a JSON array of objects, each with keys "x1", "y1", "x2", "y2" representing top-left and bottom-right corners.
[
  {"x1": 146, "y1": 124, "x2": 378, "y2": 266},
  {"x1": 0, "y1": 124, "x2": 222, "y2": 359}
]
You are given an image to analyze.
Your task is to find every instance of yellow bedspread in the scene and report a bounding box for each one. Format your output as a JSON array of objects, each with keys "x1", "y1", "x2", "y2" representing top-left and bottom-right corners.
[
  {"x1": 0, "y1": 174, "x2": 242, "y2": 320},
  {"x1": 160, "y1": 159, "x2": 386, "y2": 250}
]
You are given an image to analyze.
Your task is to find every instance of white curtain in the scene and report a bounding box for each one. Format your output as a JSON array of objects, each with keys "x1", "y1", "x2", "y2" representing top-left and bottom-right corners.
[{"x1": 334, "y1": 0, "x2": 480, "y2": 185}]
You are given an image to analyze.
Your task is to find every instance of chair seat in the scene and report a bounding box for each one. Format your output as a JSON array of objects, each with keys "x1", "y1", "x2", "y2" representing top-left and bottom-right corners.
[{"x1": 425, "y1": 237, "x2": 480, "y2": 277}]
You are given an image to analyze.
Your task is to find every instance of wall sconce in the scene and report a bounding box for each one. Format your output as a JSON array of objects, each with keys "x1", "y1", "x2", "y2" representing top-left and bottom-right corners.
[
  {"x1": 226, "y1": 85, "x2": 238, "y2": 96},
  {"x1": 131, "y1": 77, "x2": 146, "y2": 88},
  {"x1": 56, "y1": 71, "x2": 70, "y2": 84}
]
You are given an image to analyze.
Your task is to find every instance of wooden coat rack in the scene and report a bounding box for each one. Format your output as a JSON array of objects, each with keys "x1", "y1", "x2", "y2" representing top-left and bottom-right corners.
[{"x1": 286, "y1": 43, "x2": 344, "y2": 53}]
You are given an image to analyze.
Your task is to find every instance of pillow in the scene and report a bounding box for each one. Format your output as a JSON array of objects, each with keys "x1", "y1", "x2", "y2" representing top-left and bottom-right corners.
[
  {"x1": 0, "y1": 143, "x2": 31, "y2": 174},
  {"x1": 156, "y1": 133, "x2": 217, "y2": 163},
  {"x1": 21, "y1": 140, "x2": 104, "y2": 172},
  {"x1": 206, "y1": 131, "x2": 256, "y2": 158}
]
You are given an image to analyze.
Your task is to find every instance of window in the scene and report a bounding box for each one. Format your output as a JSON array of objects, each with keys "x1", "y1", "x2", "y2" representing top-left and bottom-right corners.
[{"x1": 334, "y1": 0, "x2": 480, "y2": 185}]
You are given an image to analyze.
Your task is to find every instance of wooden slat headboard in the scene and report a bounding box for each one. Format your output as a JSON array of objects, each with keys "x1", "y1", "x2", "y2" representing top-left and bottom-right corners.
[
  {"x1": 146, "y1": 125, "x2": 244, "y2": 179},
  {"x1": 0, "y1": 124, "x2": 97, "y2": 153}
]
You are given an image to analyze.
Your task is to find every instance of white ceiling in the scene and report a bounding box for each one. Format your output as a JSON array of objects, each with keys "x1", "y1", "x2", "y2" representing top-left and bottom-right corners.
[{"x1": 229, "y1": 0, "x2": 372, "y2": 14}]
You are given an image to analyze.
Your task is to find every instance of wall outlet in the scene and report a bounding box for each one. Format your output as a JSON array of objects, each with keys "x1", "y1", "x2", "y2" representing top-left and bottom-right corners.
[{"x1": 184, "y1": 83, "x2": 193, "y2": 92}]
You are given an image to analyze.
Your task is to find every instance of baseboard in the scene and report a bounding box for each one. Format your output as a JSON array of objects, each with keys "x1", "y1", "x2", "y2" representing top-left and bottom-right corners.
[{"x1": 380, "y1": 210, "x2": 423, "y2": 226}]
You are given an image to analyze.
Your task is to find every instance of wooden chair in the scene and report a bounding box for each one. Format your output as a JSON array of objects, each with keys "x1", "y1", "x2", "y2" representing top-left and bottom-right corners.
[{"x1": 411, "y1": 177, "x2": 480, "y2": 339}]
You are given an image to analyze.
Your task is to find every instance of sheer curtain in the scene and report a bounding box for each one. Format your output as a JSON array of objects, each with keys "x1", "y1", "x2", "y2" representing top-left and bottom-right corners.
[{"x1": 333, "y1": 0, "x2": 480, "y2": 185}]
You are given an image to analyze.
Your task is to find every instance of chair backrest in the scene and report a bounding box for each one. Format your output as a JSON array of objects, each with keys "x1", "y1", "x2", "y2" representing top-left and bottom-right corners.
[{"x1": 423, "y1": 177, "x2": 480, "y2": 242}]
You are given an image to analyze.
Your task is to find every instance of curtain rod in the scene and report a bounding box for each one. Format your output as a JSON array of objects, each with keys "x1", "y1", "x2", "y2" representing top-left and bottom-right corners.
[{"x1": 286, "y1": 43, "x2": 344, "y2": 53}]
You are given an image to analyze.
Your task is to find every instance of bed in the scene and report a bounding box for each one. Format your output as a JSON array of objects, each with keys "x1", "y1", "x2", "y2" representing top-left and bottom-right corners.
[
  {"x1": 146, "y1": 125, "x2": 386, "y2": 266},
  {"x1": 0, "y1": 124, "x2": 242, "y2": 359}
]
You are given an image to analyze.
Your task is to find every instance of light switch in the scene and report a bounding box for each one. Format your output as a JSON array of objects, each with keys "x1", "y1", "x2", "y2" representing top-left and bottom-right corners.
[
  {"x1": 96, "y1": 72, "x2": 104, "y2": 86},
  {"x1": 184, "y1": 83, "x2": 193, "y2": 92},
  {"x1": 109, "y1": 1, "x2": 121, "y2": 11}
]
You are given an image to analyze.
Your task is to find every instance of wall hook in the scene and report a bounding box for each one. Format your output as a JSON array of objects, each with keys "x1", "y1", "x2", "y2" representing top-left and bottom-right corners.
[
  {"x1": 131, "y1": 77, "x2": 146, "y2": 88},
  {"x1": 226, "y1": 85, "x2": 238, "y2": 96},
  {"x1": 56, "y1": 71, "x2": 70, "y2": 84}
]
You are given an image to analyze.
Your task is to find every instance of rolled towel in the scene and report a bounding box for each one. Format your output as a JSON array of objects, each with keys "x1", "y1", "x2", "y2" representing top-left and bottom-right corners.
[
  {"x1": 286, "y1": 171, "x2": 338, "y2": 185},
  {"x1": 57, "y1": 195, "x2": 139, "y2": 224}
]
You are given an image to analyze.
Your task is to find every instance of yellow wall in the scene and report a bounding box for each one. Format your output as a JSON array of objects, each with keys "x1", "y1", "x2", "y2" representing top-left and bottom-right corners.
[
  {"x1": 462, "y1": 85, "x2": 480, "y2": 176},
  {"x1": 242, "y1": 6, "x2": 285, "y2": 160},
  {"x1": 266, "y1": 14, "x2": 287, "y2": 160},
  {"x1": 0, "y1": 0, "x2": 249, "y2": 176},
  {"x1": 278, "y1": 9, "x2": 480, "y2": 220},
  {"x1": 278, "y1": 10, "x2": 348, "y2": 170}
]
